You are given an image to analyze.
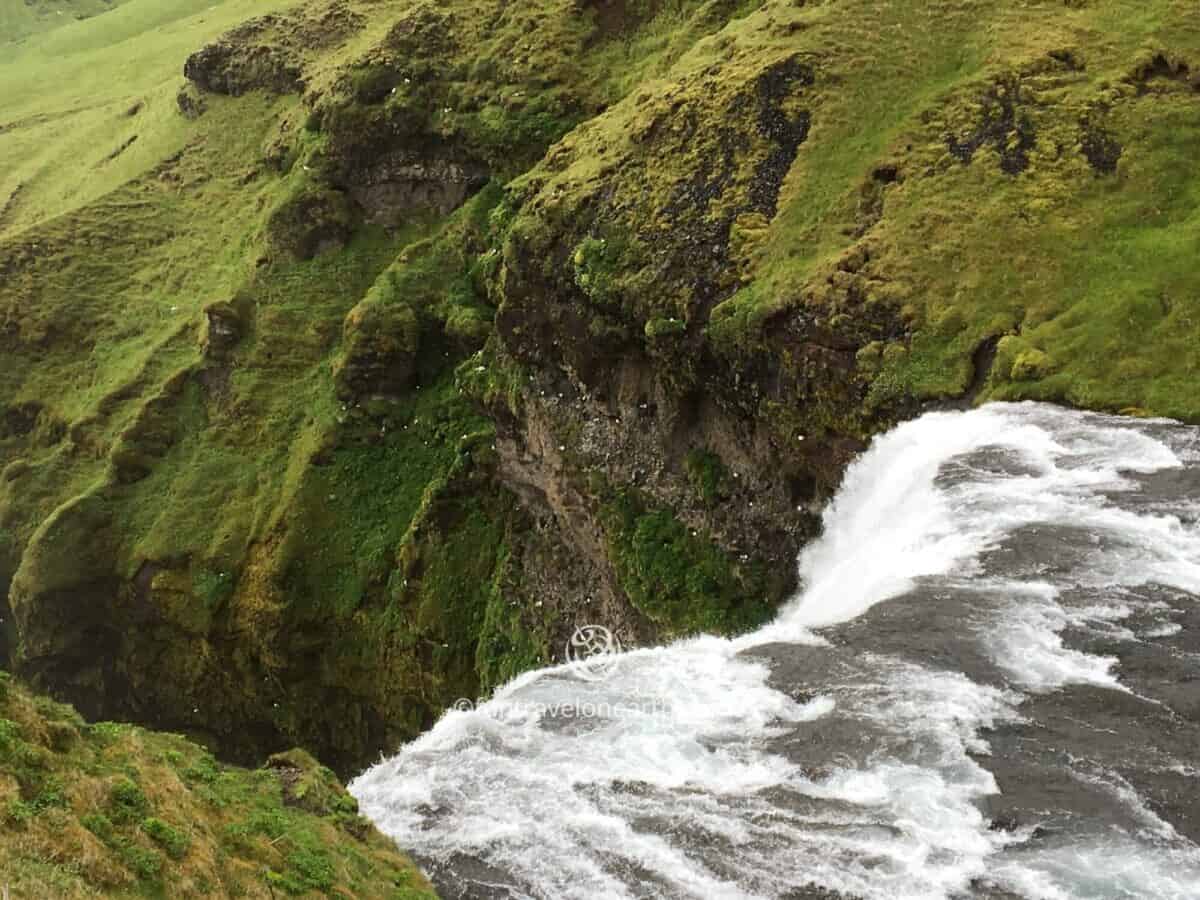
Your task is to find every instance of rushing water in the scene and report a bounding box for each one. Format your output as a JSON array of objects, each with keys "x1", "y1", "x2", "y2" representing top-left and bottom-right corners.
[{"x1": 351, "y1": 402, "x2": 1200, "y2": 899}]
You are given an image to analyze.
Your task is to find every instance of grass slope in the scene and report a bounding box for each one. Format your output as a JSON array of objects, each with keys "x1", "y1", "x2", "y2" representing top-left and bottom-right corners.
[
  {"x1": 0, "y1": 672, "x2": 436, "y2": 898},
  {"x1": 491, "y1": 0, "x2": 1200, "y2": 423},
  {"x1": 3, "y1": 0, "x2": 750, "y2": 775},
  {"x1": 0, "y1": 0, "x2": 135, "y2": 48},
  {"x1": 702, "y1": 0, "x2": 1200, "y2": 419},
  {"x1": 0, "y1": 0, "x2": 300, "y2": 234}
]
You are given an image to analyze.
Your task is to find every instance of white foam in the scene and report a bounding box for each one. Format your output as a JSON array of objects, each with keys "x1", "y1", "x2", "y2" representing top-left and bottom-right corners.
[
  {"x1": 986, "y1": 583, "x2": 1124, "y2": 692},
  {"x1": 988, "y1": 839, "x2": 1200, "y2": 900},
  {"x1": 1142, "y1": 622, "x2": 1183, "y2": 638}
]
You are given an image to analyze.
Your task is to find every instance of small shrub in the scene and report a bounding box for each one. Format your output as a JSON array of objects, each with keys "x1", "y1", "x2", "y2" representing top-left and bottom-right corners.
[
  {"x1": 0, "y1": 718, "x2": 22, "y2": 754},
  {"x1": 4, "y1": 799, "x2": 34, "y2": 827},
  {"x1": 142, "y1": 817, "x2": 191, "y2": 859},
  {"x1": 108, "y1": 779, "x2": 149, "y2": 824},
  {"x1": 82, "y1": 812, "x2": 115, "y2": 843},
  {"x1": 45, "y1": 720, "x2": 79, "y2": 752},
  {"x1": 117, "y1": 841, "x2": 163, "y2": 881},
  {"x1": 287, "y1": 846, "x2": 336, "y2": 891},
  {"x1": 181, "y1": 751, "x2": 220, "y2": 784},
  {"x1": 87, "y1": 722, "x2": 126, "y2": 745},
  {"x1": 221, "y1": 821, "x2": 254, "y2": 853},
  {"x1": 30, "y1": 774, "x2": 68, "y2": 811}
]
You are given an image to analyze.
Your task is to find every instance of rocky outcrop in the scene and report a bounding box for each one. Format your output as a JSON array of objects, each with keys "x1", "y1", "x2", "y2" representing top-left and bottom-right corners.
[
  {"x1": 175, "y1": 84, "x2": 207, "y2": 119},
  {"x1": 184, "y1": 26, "x2": 304, "y2": 96},
  {"x1": 345, "y1": 156, "x2": 490, "y2": 227},
  {"x1": 333, "y1": 295, "x2": 420, "y2": 400},
  {"x1": 264, "y1": 187, "x2": 353, "y2": 260},
  {"x1": 181, "y1": 3, "x2": 368, "y2": 97},
  {"x1": 200, "y1": 298, "x2": 248, "y2": 360}
]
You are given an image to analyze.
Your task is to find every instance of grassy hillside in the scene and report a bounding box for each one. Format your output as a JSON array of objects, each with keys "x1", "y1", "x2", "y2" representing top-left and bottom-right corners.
[
  {"x1": 493, "y1": 0, "x2": 1200, "y2": 426},
  {"x1": 0, "y1": 0, "x2": 305, "y2": 234},
  {"x1": 0, "y1": 672, "x2": 435, "y2": 898},
  {"x1": 0, "y1": 0, "x2": 1197, "y2": 869},
  {"x1": 0, "y1": 0, "x2": 767, "y2": 777},
  {"x1": 0, "y1": 0, "x2": 135, "y2": 48}
]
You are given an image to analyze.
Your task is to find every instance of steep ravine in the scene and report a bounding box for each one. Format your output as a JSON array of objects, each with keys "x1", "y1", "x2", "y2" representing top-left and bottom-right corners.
[{"x1": 0, "y1": 0, "x2": 1198, "y2": 827}]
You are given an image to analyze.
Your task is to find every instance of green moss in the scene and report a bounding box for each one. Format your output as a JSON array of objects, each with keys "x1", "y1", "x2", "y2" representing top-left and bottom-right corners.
[
  {"x1": 684, "y1": 448, "x2": 731, "y2": 507},
  {"x1": 572, "y1": 235, "x2": 634, "y2": 307},
  {"x1": 602, "y1": 488, "x2": 772, "y2": 637},
  {"x1": 456, "y1": 94, "x2": 583, "y2": 175},
  {"x1": 1011, "y1": 348, "x2": 1056, "y2": 381},
  {"x1": 474, "y1": 543, "x2": 551, "y2": 694},
  {"x1": 645, "y1": 316, "x2": 687, "y2": 341},
  {"x1": 192, "y1": 567, "x2": 235, "y2": 609},
  {"x1": 265, "y1": 184, "x2": 355, "y2": 261}
]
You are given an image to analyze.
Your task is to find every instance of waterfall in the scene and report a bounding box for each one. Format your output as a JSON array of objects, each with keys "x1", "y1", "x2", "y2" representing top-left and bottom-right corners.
[{"x1": 352, "y1": 402, "x2": 1200, "y2": 900}]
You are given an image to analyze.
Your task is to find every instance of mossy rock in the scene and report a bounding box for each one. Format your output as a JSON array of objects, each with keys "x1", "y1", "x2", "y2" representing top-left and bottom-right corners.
[
  {"x1": 266, "y1": 748, "x2": 359, "y2": 818},
  {"x1": 333, "y1": 296, "x2": 422, "y2": 401},
  {"x1": 1011, "y1": 347, "x2": 1057, "y2": 381},
  {"x1": 995, "y1": 335, "x2": 1058, "y2": 382},
  {"x1": 265, "y1": 187, "x2": 355, "y2": 261}
]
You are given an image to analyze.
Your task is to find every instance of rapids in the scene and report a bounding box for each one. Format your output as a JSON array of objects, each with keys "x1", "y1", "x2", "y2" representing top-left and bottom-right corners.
[{"x1": 352, "y1": 402, "x2": 1200, "y2": 900}]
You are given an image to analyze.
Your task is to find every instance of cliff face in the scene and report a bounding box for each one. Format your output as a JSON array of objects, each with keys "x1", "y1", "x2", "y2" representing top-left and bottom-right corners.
[{"x1": 1, "y1": 0, "x2": 1198, "y2": 779}]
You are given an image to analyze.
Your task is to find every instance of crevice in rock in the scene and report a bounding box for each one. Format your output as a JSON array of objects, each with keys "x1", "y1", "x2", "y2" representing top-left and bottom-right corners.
[{"x1": 956, "y1": 334, "x2": 1002, "y2": 408}]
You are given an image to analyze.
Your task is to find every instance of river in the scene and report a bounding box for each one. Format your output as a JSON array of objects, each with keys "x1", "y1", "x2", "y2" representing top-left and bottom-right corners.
[{"x1": 352, "y1": 402, "x2": 1200, "y2": 899}]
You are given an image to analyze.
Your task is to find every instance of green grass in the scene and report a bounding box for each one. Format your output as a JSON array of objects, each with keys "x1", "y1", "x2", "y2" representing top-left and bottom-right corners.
[
  {"x1": 601, "y1": 487, "x2": 774, "y2": 637},
  {"x1": 0, "y1": 0, "x2": 304, "y2": 236},
  {"x1": 0, "y1": 0, "x2": 136, "y2": 48},
  {"x1": 0, "y1": 674, "x2": 437, "y2": 898},
  {"x1": 492, "y1": 0, "x2": 1200, "y2": 423},
  {"x1": 3, "y1": 0, "x2": 1198, "y2": 841}
]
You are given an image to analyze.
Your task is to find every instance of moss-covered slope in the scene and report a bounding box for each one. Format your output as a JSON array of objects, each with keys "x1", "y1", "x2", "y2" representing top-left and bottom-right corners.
[
  {"x1": 0, "y1": 0, "x2": 1197, "y2": 796},
  {"x1": 0, "y1": 672, "x2": 435, "y2": 898}
]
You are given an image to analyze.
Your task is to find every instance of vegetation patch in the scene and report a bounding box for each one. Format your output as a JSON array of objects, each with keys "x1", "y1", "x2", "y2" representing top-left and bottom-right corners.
[
  {"x1": 0, "y1": 674, "x2": 436, "y2": 898},
  {"x1": 601, "y1": 487, "x2": 773, "y2": 637}
]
